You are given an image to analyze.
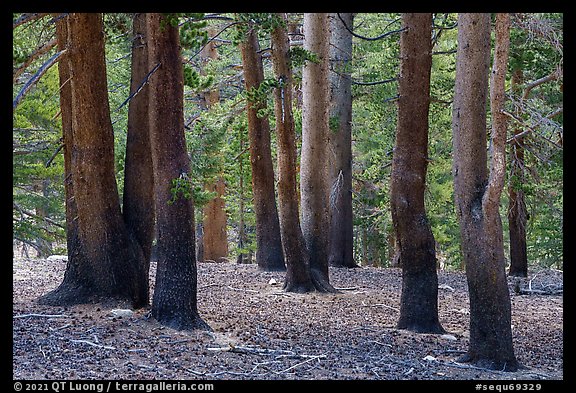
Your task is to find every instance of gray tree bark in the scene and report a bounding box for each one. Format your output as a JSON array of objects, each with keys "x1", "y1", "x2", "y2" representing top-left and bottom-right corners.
[
  {"x1": 147, "y1": 13, "x2": 209, "y2": 331},
  {"x1": 300, "y1": 13, "x2": 336, "y2": 292},
  {"x1": 452, "y1": 13, "x2": 518, "y2": 371},
  {"x1": 328, "y1": 13, "x2": 356, "y2": 269}
]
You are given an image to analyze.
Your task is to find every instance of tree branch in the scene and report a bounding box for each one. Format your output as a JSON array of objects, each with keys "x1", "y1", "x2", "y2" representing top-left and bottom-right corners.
[
  {"x1": 185, "y1": 21, "x2": 244, "y2": 64},
  {"x1": 13, "y1": 49, "x2": 66, "y2": 110},
  {"x1": 336, "y1": 13, "x2": 405, "y2": 41},
  {"x1": 352, "y1": 77, "x2": 397, "y2": 86},
  {"x1": 13, "y1": 202, "x2": 65, "y2": 229},
  {"x1": 522, "y1": 68, "x2": 562, "y2": 100},
  {"x1": 13, "y1": 38, "x2": 57, "y2": 83},
  {"x1": 502, "y1": 110, "x2": 562, "y2": 150},
  {"x1": 432, "y1": 49, "x2": 457, "y2": 55},
  {"x1": 13, "y1": 13, "x2": 49, "y2": 29},
  {"x1": 45, "y1": 143, "x2": 65, "y2": 167},
  {"x1": 115, "y1": 62, "x2": 161, "y2": 111}
]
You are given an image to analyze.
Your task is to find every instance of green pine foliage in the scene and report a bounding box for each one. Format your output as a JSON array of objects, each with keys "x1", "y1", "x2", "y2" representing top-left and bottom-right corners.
[
  {"x1": 13, "y1": 65, "x2": 65, "y2": 256},
  {"x1": 13, "y1": 12, "x2": 562, "y2": 270}
]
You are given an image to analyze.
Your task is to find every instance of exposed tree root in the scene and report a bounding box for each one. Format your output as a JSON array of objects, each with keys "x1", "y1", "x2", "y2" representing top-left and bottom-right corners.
[
  {"x1": 310, "y1": 268, "x2": 339, "y2": 293},
  {"x1": 456, "y1": 352, "x2": 520, "y2": 372}
]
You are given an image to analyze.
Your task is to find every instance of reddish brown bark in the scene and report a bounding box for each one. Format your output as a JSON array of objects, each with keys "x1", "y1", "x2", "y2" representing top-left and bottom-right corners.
[
  {"x1": 40, "y1": 13, "x2": 148, "y2": 308},
  {"x1": 271, "y1": 13, "x2": 315, "y2": 292},
  {"x1": 200, "y1": 29, "x2": 228, "y2": 264},
  {"x1": 239, "y1": 26, "x2": 285, "y2": 272},
  {"x1": 391, "y1": 13, "x2": 444, "y2": 334},
  {"x1": 203, "y1": 177, "x2": 228, "y2": 262}
]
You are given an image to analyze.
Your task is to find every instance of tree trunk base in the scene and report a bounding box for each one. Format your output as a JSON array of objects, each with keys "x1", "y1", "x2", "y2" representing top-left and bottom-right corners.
[
  {"x1": 153, "y1": 310, "x2": 212, "y2": 332},
  {"x1": 396, "y1": 321, "x2": 445, "y2": 334},
  {"x1": 508, "y1": 269, "x2": 528, "y2": 278},
  {"x1": 456, "y1": 352, "x2": 520, "y2": 372},
  {"x1": 37, "y1": 283, "x2": 94, "y2": 306},
  {"x1": 310, "y1": 268, "x2": 339, "y2": 293},
  {"x1": 283, "y1": 281, "x2": 316, "y2": 293},
  {"x1": 38, "y1": 281, "x2": 145, "y2": 309}
]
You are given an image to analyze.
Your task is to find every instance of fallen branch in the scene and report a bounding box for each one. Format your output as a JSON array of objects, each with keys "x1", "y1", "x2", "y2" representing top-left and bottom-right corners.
[
  {"x1": 14, "y1": 313, "x2": 68, "y2": 319},
  {"x1": 199, "y1": 283, "x2": 259, "y2": 293},
  {"x1": 369, "y1": 340, "x2": 392, "y2": 348},
  {"x1": 186, "y1": 368, "x2": 207, "y2": 376},
  {"x1": 207, "y1": 344, "x2": 324, "y2": 361},
  {"x1": 198, "y1": 283, "x2": 221, "y2": 289},
  {"x1": 167, "y1": 339, "x2": 190, "y2": 345},
  {"x1": 226, "y1": 285, "x2": 259, "y2": 293},
  {"x1": 361, "y1": 302, "x2": 399, "y2": 312},
  {"x1": 517, "y1": 288, "x2": 562, "y2": 296},
  {"x1": 272, "y1": 292, "x2": 295, "y2": 297},
  {"x1": 49, "y1": 324, "x2": 72, "y2": 331},
  {"x1": 439, "y1": 358, "x2": 561, "y2": 378},
  {"x1": 440, "y1": 360, "x2": 512, "y2": 375},
  {"x1": 528, "y1": 272, "x2": 540, "y2": 291},
  {"x1": 207, "y1": 344, "x2": 283, "y2": 356},
  {"x1": 275, "y1": 354, "x2": 326, "y2": 374},
  {"x1": 187, "y1": 368, "x2": 259, "y2": 377},
  {"x1": 70, "y1": 339, "x2": 116, "y2": 350}
]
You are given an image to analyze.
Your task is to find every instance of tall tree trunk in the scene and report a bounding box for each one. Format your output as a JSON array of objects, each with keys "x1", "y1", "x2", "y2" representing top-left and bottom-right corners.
[
  {"x1": 39, "y1": 13, "x2": 148, "y2": 308},
  {"x1": 122, "y1": 13, "x2": 155, "y2": 291},
  {"x1": 301, "y1": 13, "x2": 336, "y2": 292},
  {"x1": 239, "y1": 26, "x2": 285, "y2": 271},
  {"x1": 200, "y1": 28, "x2": 228, "y2": 263},
  {"x1": 507, "y1": 68, "x2": 528, "y2": 277},
  {"x1": 452, "y1": 13, "x2": 518, "y2": 371},
  {"x1": 392, "y1": 13, "x2": 444, "y2": 334},
  {"x1": 236, "y1": 126, "x2": 247, "y2": 264},
  {"x1": 271, "y1": 13, "x2": 315, "y2": 293},
  {"x1": 203, "y1": 177, "x2": 228, "y2": 262},
  {"x1": 328, "y1": 13, "x2": 356, "y2": 269},
  {"x1": 46, "y1": 11, "x2": 82, "y2": 295},
  {"x1": 146, "y1": 13, "x2": 209, "y2": 331}
]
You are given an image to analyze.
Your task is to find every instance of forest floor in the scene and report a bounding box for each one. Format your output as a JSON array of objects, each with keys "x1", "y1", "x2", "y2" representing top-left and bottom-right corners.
[{"x1": 13, "y1": 256, "x2": 563, "y2": 382}]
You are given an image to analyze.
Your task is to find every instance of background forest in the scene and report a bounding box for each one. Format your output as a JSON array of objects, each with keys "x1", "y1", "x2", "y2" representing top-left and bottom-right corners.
[{"x1": 13, "y1": 12, "x2": 563, "y2": 272}]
